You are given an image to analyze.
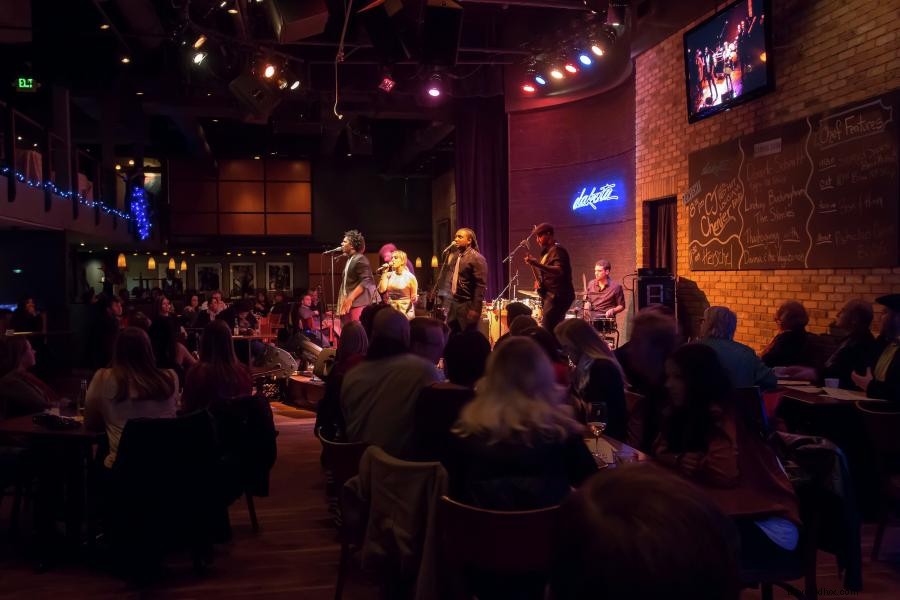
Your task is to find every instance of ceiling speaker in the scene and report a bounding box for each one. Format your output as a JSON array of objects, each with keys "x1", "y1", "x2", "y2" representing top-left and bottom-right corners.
[
  {"x1": 265, "y1": 0, "x2": 329, "y2": 43},
  {"x1": 422, "y1": 0, "x2": 463, "y2": 66},
  {"x1": 228, "y1": 74, "x2": 282, "y2": 123},
  {"x1": 357, "y1": 0, "x2": 412, "y2": 63}
]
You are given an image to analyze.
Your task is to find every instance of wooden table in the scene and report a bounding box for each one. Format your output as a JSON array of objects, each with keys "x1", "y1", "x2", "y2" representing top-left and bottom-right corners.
[
  {"x1": 287, "y1": 374, "x2": 326, "y2": 409},
  {"x1": 0, "y1": 413, "x2": 105, "y2": 565},
  {"x1": 583, "y1": 434, "x2": 649, "y2": 467}
]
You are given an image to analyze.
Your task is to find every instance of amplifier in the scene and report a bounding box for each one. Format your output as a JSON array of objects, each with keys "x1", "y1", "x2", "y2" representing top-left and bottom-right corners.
[{"x1": 637, "y1": 275, "x2": 675, "y2": 311}]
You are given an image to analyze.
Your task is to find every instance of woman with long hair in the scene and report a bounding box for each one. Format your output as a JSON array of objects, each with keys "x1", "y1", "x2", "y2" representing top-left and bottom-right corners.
[
  {"x1": 0, "y1": 336, "x2": 54, "y2": 419},
  {"x1": 377, "y1": 249, "x2": 418, "y2": 318},
  {"x1": 85, "y1": 327, "x2": 179, "y2": 468},
  {"x1": 315, "y1": 320, "x2": 368, "y2": 440},
  {"x1": 555, "y1": 318, "x2": 627, "y2": 439},
  {"x1": 147, "y1": 294, "x2": 195, "y2": 378},
  {"x1": 447, "y1": 337, "x2": 596, "y2": 510},
  {"x1": 182, "y1": 320, "x2": 253, "y2": 414}
]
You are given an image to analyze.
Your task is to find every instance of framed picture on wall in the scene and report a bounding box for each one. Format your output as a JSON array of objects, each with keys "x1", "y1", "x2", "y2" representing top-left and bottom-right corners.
[
  {"x1": 266, "y1": 262, "x2": 293, "y2": 292},
  {"x1": 195, "y1": 263, "x2": 222, "y2": 293},
  {"x1": 229, "y1": 263, "x2": 257, "y2": 298}
]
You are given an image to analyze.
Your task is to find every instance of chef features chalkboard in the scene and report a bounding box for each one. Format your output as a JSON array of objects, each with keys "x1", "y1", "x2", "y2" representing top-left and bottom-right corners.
[{"x1": 686, "y1": 90, "x2": 899, "y2": 270}]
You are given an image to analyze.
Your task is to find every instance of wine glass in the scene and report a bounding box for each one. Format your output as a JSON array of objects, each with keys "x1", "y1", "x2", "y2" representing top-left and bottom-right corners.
[{"x1": 587, "y1": 402, "x2": 608, "y2": 458}]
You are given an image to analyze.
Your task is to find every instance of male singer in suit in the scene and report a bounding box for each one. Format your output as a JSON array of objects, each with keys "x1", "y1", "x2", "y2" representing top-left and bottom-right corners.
[
  {"x1": 446, "y1": 228, "x2": 487, "y2": 333},
  {"x1": 525, "y1": 222, "x2": 575, "y2": 335},
  {"x1": 338, "y1": 229, "x2": 376, "y2": 324}
]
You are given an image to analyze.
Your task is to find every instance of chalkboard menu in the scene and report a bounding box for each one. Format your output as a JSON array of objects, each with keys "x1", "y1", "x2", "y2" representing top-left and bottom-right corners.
[{"x1": 686, "y1": 90, "x2": 899, "y2": 270}]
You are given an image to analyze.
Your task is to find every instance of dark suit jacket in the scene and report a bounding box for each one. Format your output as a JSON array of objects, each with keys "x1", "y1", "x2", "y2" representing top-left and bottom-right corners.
[{"x1": 341, "y1": 253, "x2": 376, "y2": 309}]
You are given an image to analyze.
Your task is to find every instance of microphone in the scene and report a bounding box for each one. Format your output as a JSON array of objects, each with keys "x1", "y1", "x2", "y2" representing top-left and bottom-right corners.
[
  {"x1": 322, "y1": 246, "x2": 342, "y2": 254},
  {"x1": 442, "y1": 242, "x2": 456, "y2": 254},
  {"x1": 376, "y1": 263, "x2": 390, "y2": 274}
]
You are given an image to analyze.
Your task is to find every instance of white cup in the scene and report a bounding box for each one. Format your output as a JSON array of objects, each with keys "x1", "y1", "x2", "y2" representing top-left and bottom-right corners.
[{"x1": 824, "y1": 378, "x2": 840, "y2": 389}]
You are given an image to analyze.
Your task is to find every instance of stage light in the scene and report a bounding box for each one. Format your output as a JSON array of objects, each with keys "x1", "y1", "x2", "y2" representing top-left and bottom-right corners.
[
  {"x1": 564, "y1": 64, "x2": 578, "y2": 74},
  {"x1": 427, "y1": 72, "x2": 444, "y2": 97},
  {"x1": 192, "y1": 51, "x2": 207, "y2": 65},
  {"x1": 117, "y1": 253, "x2": 127, "y2": 269},
  {"x1": 606, "y1": 1, "x2": 624, "y2": 27},
  {"x1": 193, "y1": 35, "x2": 207, "y2": 49},
  {"x1": 263, "y1": 64, "x2": 276, "y2": 78},
  {"x1": 290, "y1": 79, "x2": 301, "y2": 90},
  {"x1": 121, "y1": 56, "x2": 131, "y2": 64},
  {"x1": 379, "y1": 76, "x2": 396, "y2": 93},
  {"x1": 100, "y1": 24, "x2": 110, "y2": 30},
  {"x1": 579, "y1": 54, "x2": 593, "y2": 66},
  {"x1": 550, "y1": 68, "x2": 564, "y2": 79},
  {"x1": 522, "y1": 83, "x2": 536, "y2": 93},
  {"x1": 534, "y1": 75, "x2": 547, "y2": 86},
  {"x1": 591, "y1": 45, "x2": 604, "y2": 56}
]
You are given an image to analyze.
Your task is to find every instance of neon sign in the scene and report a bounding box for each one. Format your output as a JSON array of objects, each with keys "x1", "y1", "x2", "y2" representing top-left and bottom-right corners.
[{"x1": 572, "y1": 182, "x2": 619, "y2": 211}]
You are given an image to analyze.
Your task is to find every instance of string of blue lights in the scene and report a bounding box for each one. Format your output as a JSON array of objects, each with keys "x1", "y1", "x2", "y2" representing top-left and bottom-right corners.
[{"x1": 0, "y1": 164, "x2": 152, "y2": 240}]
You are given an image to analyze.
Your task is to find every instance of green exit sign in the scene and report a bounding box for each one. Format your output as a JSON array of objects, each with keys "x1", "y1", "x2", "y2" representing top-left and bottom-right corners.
[{"x1": 15, "y1": 77, "x2": 37, "y2": 92}]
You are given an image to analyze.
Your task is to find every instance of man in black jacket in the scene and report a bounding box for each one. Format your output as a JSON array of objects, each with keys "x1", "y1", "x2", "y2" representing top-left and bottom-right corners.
[
  {"x1": 337, "y1": 229, "x2": 376, "y2": 325},
  {"x1": 446, "y1": 228, "x2": 487, "y2": 333},
  {"x1": 525, "y1": 222, "x2": 574, "y2": 335}
]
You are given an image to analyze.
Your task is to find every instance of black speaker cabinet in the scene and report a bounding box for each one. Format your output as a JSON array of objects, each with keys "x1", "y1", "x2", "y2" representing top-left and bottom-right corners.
[
  {"x1": 357, "y1": 0, "x2": 412, "y2": 63},
  {"x1": 637, "y1": 276, "x2": 676, "y2": 311},
  {"x1": 228, "y1": 74, "x2": 282, "y2": 122}
]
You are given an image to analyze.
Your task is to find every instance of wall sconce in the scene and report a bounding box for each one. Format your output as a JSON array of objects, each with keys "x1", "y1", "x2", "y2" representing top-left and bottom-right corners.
[
  {"x1": 117, "y1": 253, "x2": 127, "y2": 269},
  {"x1": 415, "y1": 256, "x2": 423, "y2": 268},
  {"x1": 168, "y1": 257, "x2": 176, "y2": 270},
  {"x1": 180, "y1": 259, "x2": 188, "y2": 271},
  {"x1": 430, "y1": 255, "x2": 439, "y2": 268},
  {"x1": 147, "y1": 256, "x2": 156, "y2": 270}
]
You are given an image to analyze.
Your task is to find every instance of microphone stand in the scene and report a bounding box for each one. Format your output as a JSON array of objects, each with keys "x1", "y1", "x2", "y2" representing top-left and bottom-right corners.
[
  {"x1": 501, "y1": 227, "x2": 537, "y2": 300},
  {"x1": 429, "y1": 248, "x2": 453, "y2": 318}
]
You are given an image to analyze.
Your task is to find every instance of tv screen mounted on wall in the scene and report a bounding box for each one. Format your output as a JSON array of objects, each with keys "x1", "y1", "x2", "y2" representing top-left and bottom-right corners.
[{"x1": 683, "y1": 0, "x2": 774, "y2": 123}]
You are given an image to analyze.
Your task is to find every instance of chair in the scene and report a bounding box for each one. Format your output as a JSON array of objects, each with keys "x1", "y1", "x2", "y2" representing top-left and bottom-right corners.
[
  {"x1": 736, "y1": 386, "x2": 771, "y2": 438},
  {"x1": 337, "y1": 447, "x2": 447, "y2": 600},
  {"x1": 208, "y1": 395, "x2": 278, "y2": 533},
  {"x1": 319, "y1": 435, "x2": 370, "y2": 501},
  {"x1": 109, "y1": 410, "x2": 222, "y2": 577},
  {"x1": 856, "y1": 401, "x2": 900, "y2": 560}
]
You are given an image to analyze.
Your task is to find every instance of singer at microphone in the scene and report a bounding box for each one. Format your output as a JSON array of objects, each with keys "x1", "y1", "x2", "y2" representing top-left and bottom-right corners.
[
  {"x1": 442, "y1": 241, "x2": 456, "y2": 254},
  {"x1": 377, "y1": 249, "x2": 418, "y2": 318},
  {"x1": 322, "y1": 245, "x2": 343, "y2": 254}
]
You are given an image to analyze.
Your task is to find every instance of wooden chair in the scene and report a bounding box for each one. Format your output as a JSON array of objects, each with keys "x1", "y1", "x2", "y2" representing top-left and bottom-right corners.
[
  {"x1": 437, "y1": 495, "x2": 559, "y2": 600},
  {"x1": 855, "y1": 401, "x2": 900, "y2": 560}
]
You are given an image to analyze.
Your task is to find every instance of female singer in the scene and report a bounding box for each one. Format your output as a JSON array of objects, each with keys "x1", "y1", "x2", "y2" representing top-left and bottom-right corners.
[{"x1": 377, "y1": 249, "x2": 418, "y2": 318}]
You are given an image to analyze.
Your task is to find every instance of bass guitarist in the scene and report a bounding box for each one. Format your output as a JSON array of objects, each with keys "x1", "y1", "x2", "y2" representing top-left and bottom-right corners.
[{"x1": 524, "y1": 222, "x2": 575, "y2": 335}]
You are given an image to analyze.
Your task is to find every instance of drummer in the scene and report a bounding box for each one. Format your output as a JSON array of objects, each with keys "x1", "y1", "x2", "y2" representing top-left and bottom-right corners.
[{"x1": 584, "y1": 259, "x2": 626, "y2": 320}]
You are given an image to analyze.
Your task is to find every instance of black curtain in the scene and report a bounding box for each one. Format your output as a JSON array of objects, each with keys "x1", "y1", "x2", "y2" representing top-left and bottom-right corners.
[
  {"x1": 454, "y1": 96, "x2": 509, "y2": 299},
  {"x1": 649, "y1": 197, "x2": 677, "y2": 272}
]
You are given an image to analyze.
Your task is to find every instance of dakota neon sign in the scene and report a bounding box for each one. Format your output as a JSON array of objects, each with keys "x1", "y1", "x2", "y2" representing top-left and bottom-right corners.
[{"x1": 572, "y1": 182, "x2": 619, "y2": 211}]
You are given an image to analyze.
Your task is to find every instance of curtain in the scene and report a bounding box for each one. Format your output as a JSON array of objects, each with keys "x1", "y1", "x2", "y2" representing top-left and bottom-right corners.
[
  {"x1": 649, "y1": 197, "x2": 677, "y2": 272},
  {"x1": 454, "y1": 96, "x2": 509, "y2": 299}
]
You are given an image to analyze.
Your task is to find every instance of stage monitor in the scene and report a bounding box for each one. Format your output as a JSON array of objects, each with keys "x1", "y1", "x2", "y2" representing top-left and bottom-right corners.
[{"x1": 683, "y1": 0, "x2": 773, "y2": 123}]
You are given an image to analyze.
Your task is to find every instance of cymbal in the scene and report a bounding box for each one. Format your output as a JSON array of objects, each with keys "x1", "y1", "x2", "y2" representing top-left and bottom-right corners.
[{"x1": 517, "y1": 290, "x2": 540, "y2": 299}]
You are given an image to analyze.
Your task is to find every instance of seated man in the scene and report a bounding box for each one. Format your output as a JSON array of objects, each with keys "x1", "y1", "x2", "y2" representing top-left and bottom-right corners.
[
  {"x1": 761, "y1": 301, "x2": 818, "y2": 368},
  {"x1": 409, "y1": 317, "x2": 449, "y2": 366},
  {"x1": 699, "y1": 306, "x2": 776, "y2": 391},
  {"x1": 341, "y1": 308, "x2": 441, "y2": 458}
]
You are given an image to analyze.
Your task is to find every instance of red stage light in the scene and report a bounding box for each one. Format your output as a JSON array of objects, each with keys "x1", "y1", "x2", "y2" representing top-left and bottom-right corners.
[{"x1": 522, "y1": 84, "x2": 536, "y2": 93}]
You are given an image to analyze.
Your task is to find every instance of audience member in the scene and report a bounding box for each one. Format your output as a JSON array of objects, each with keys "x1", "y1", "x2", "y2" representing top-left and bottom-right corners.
[
  {"x1": 409, "y1": 317, "x2": 449, "y2": 365},
  {"x1": 852, "y1": 294, "x2": 900, "y2": 401},
  {"x1": 495, "y1": 301, "x2": 532, "y2": 345},
  {"x1": 148, "y1": 295, "x2": 196, "y2": 377},
  {"x1": 253, "y1": 289, "x2": 270, "y2": 316},
  {"x1": 315, "y1": 321, "x2": 368, "y2": 440},
  {"x1": 699, "y1": 306, "x2": 776, "y2": 391},
  {"x1": 550, "y1": 465, "x2": 740, "y2": 600},
  {"x1": 507, "y1": 314, "x2": 538, "y2": 337},
  {"x1": 217, "y1": 299, "x2": 259, "y2": 334},
  {"x1": 519, "y1": 326, "x2": 570, "y2": 386},
  {"x1": 761, "y1": 301, "x2": 817, "y2": 367},
  {"x1": 445, "y1": 337, "x2": 596, "y2": 510},
  {"x1": 412, "y1": 330, "x2": 490, "y2": 460},
  {"x1": 778, "y1": 299, "x2": 878, "y2": 389},
  {"x1": 615, "y1": 309, "x2": 680, "y2": 452},
  {"x1": 10, "y1": 296, "x2": 43, "y2": 332},
  {"x1": 341, "y1": 308, "x2": 441, "y2": 457},
  {"x1": 358, "y1": 302, "x2": 392, "y2": 341},
  {"x1": 89, "y1": 294, "x2": 123, "y2": 369},
  {"x1": 200, "y1": 290, "x2": 228, "y2": 312},
  {"x1": 84, "y1": 327, "x2": 179, "y2": 468},
  {"x1": 654, "y1": 344, "x2": 800, "y2": 567},
  {"x1": 182, "y1": 320, "x2": 253, "y2": 414},
  {"x1": 0, "y1": 336, "x2": 54, "y2": 418},
  {"x1": 555, "y1": 318, "x2": 627, "y2": 440}
]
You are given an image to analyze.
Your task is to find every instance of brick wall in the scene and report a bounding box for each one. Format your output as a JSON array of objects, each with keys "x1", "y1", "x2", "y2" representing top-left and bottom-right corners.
[{"x1": 635, "y1": 0, "x2": 900, "y2": 351}]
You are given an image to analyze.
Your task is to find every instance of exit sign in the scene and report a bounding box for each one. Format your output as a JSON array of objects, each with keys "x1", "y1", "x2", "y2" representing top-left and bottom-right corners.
[{"x1": 14, "y1": 77, "x2": 37, "y2": 92}]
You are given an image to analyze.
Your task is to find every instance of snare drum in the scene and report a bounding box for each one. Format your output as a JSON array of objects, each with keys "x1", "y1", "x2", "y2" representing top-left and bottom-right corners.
[{"x1": 593, "y1": 318, "x2": 617, "y2": 334}]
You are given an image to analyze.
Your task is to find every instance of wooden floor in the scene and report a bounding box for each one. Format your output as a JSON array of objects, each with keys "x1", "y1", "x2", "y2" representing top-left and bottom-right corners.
[{"x1": 2, "y1": 403, "x2": 900, "y2": 599}]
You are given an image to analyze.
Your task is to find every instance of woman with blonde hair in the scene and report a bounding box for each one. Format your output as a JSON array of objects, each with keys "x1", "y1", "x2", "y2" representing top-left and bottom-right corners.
[
  {"x1": 446, "y1": 337, "x2": 597, "y2": 510},
  {"x1": 85, "y1": 327, "x2": 179, "y2": 468},
  {"x1": 377, "y1": 248, "x2": 418, "y2": 318},
  {"x1": 555, "y1": 318, "x2": 627, "y2": 440}
]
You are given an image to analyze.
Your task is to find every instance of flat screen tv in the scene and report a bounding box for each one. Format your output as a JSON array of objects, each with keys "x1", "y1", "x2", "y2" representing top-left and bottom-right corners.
[{"x1": 683, "y1": 0, "x2": 774, "y2": 123}]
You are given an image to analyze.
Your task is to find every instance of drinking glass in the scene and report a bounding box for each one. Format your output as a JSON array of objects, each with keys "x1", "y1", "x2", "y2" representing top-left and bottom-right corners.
[{"x1": 587, "y1": 402, "x2": 608, "y2": 458}]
